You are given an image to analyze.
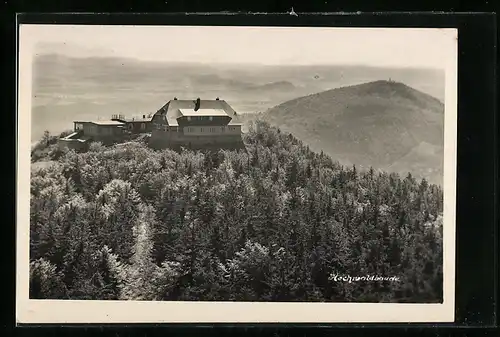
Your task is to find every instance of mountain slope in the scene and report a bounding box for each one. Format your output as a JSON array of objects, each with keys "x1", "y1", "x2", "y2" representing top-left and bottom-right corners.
[
  {"x1": 257, "y1": 80, "x2": 444, "y2": 184},
  {"x1": 30, "y1": 123, "x2": 443, "y2": 302}
]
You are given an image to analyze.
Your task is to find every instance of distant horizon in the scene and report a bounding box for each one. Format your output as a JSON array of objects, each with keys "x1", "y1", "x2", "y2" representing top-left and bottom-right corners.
[
  {"x1": 32, "y1": 52, "x2": 445, "y2": 103},
  {"x1": 23, "y1": 25, "x2": 456, "y2": 69},
  {"x1": 34, "y1": 50, "x2": 445, "y2": 72}
]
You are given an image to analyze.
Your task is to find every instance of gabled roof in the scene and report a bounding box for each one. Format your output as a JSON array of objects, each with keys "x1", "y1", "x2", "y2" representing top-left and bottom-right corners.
[
  {"x1": 155, "y1": 99, "x2": 237, "y2": 126},
  {"x1": 179, "y1": 108, "x2": 228, "y2": 117}
]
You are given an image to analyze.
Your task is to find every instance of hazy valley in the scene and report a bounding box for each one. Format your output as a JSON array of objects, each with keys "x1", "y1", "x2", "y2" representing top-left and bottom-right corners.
[{"x1": 31, "y1": 53, "x2": 444, "y2": 184}]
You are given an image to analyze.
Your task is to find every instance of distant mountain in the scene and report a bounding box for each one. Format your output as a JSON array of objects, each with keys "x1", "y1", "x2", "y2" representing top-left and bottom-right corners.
[
  {"x1": 255, "y1": 80, "x2": 444, "y2": 185},
  {"x1": 247, "y1": 81, "x2": 296, "y2": 92},
  {"x1": 33, "y1": 53, "x2": 444, "y2": 99},
  {"x1": 192, "y1": 74, "x2": 253, "y2": 89},
  {"x1": 33, "y1": 54, "x2": 219, "y2": 84},
  {"x1": 31, "y1": 53, "x2": 445, "y2": 151}
]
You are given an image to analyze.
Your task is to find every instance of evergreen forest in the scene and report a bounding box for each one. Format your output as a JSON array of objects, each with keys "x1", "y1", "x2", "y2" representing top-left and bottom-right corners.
[{"x1": 29, "y1": 121, "x2": 443, "y2": 302}]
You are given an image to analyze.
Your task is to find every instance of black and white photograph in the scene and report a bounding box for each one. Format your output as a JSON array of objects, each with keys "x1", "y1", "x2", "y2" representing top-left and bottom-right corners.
[{"x1": 17, "y1": 24, "x2": 457, "y2": 323}]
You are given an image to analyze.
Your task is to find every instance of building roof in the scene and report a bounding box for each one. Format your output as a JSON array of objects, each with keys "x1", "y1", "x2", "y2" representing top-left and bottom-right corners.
[
  {"x1": 126, "y1": 119, "x2": 151, "y2": 123},
  {"x1": 90, "y1": 120, "x2": 126, "y2": 126},
  {"x1": 75, "y1": 120, "x2": 126, "y2": 126},
  {"x1": 123, "y1": 116, "x2": 152, "y2": 122},
  {"x1": 154, "y1": 99, "x2": 237, "y2": 126},
  {"x1": 179, "y1": 108, "x2": 228, "y2": 117}
]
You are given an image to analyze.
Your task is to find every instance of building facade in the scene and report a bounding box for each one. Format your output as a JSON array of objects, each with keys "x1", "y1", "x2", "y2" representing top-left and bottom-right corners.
[
  {"x1": 58, "y1": 114, "x2": 153, "y2": 151},
  {"x1": 73, "y1": 120, "x2": 126, "y2": 139},
  {"x1": 58, "y1": 99, "x2": 243, "y2": 152},
  {"x1": 111, "y1": 114, "x2": 153, "y2": 134},
  {"x1": 58, "y1": 120, "x2": 126, "y2": 150},
  {"x1": 149, "y1": 98, "x2": 244, "y2": 150}
]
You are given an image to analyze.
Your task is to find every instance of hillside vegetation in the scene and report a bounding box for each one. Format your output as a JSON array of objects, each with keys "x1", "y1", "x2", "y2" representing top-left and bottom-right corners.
[
  {"x1": 30, "y1": 121, "x2": 443, "y2": 302},
  {"x1": 255, "y1": 80, "x2": 444, "y2": 185}
]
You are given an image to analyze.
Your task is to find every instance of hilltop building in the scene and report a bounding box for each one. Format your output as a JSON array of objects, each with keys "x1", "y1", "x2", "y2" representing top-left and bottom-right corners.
[
  {"x1": 149, "y1": 98, "x2": 244, "y2": 150},
  {"x1": 111, "y1": 114, "x2": 153, "y2": 133},
  {"x1": 58, "y1": 114, "x2": 152, "y2": 151},
  {"x1": 57, "y1": 98, "x2": 243, "y2": 152}
]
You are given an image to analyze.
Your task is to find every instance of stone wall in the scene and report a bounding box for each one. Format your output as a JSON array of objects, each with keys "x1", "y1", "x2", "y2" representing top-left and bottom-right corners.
[
  {"x1": 57, "y1": 139, "x2": 89, "y2": 151},
  {"x1": 149, "y1": 133, "x2": 244, "y2": 151}
]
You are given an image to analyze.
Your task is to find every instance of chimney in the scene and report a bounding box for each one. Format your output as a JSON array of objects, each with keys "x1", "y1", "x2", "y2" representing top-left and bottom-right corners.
[
  {"x1": 194, "y1": 97, "x2": 201, "y2": 111},
  {"x1": 143, "y1": 114, "x2": 146, "y2": 119},
  {"x1": 216, "y1": 97, "x2": 219, "y2": 100},
  {"x1": 173, "y1": 97, "x2": 178, "y2": 100}
]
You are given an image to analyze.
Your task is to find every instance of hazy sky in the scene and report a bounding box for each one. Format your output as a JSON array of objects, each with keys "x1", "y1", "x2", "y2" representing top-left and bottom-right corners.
[{"x1": 21, "y1": 25, "x2": 456, "y2": 68}]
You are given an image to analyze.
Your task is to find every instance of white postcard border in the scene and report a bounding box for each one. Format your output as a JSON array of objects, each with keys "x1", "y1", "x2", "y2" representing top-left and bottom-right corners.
[{"x1": 16, "y1": 25, "x2": 458, "y2": 324}]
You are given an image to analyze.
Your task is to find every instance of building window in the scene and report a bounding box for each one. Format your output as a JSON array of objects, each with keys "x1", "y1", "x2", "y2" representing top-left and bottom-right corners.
[
  {"x1": 187, "y1": 116, "x2": 191, "y2": 121},
  {"x1": 221, "y1": 127, "x2": 225, "y2": 132},
  {"x1": 200, "y1": 127, "x2": 204, "y2": 133},
  {"x1": 209, "y1": 116, "x2": 213, "y2": 121},
  {"x1": 128, "y1": 124, "x2": 133, "y2": 130},
  {"x1": 141, "y1": 123, "x2": 146, "y2": 130}
]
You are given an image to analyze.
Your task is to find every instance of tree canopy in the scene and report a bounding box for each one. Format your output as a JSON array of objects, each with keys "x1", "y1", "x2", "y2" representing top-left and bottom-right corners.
[{"x1": 30, "y1": 121, "x2": 443, "y2": 302}]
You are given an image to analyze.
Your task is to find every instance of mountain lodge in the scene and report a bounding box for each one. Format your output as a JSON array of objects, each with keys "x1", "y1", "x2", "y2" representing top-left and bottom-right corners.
[
  {"x1": 57, "y1": 98, "x2": 243, "y2": 151},
  {"x1": 58, "y1": 114, "x2": 153, "y2": 150},
  {"x1": 149, "y1": 98, "x2": 244, "y2": 150}
]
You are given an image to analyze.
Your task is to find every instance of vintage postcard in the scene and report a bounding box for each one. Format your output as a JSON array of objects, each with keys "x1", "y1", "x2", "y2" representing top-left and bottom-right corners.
[{"x1": 16, "y1": 24, "x2": 458, "y2": 324}]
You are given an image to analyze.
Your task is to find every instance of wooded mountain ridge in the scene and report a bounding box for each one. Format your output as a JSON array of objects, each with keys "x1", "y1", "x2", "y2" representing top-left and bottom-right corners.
[
  {"x1": 29, "y1": 122, "x2": 443, "y2": 302},
  {"x1": 243, "y1": 80, "x2": 444, "y2": 185}
]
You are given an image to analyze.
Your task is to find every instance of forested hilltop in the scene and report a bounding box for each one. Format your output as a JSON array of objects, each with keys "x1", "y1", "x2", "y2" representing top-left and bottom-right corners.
[
  {"x1": 249, "y1": 80, "x2": 445, "y2": 185},
  {"x1": 30, "y1": 121, "x2": 443, "y2": 303}
]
